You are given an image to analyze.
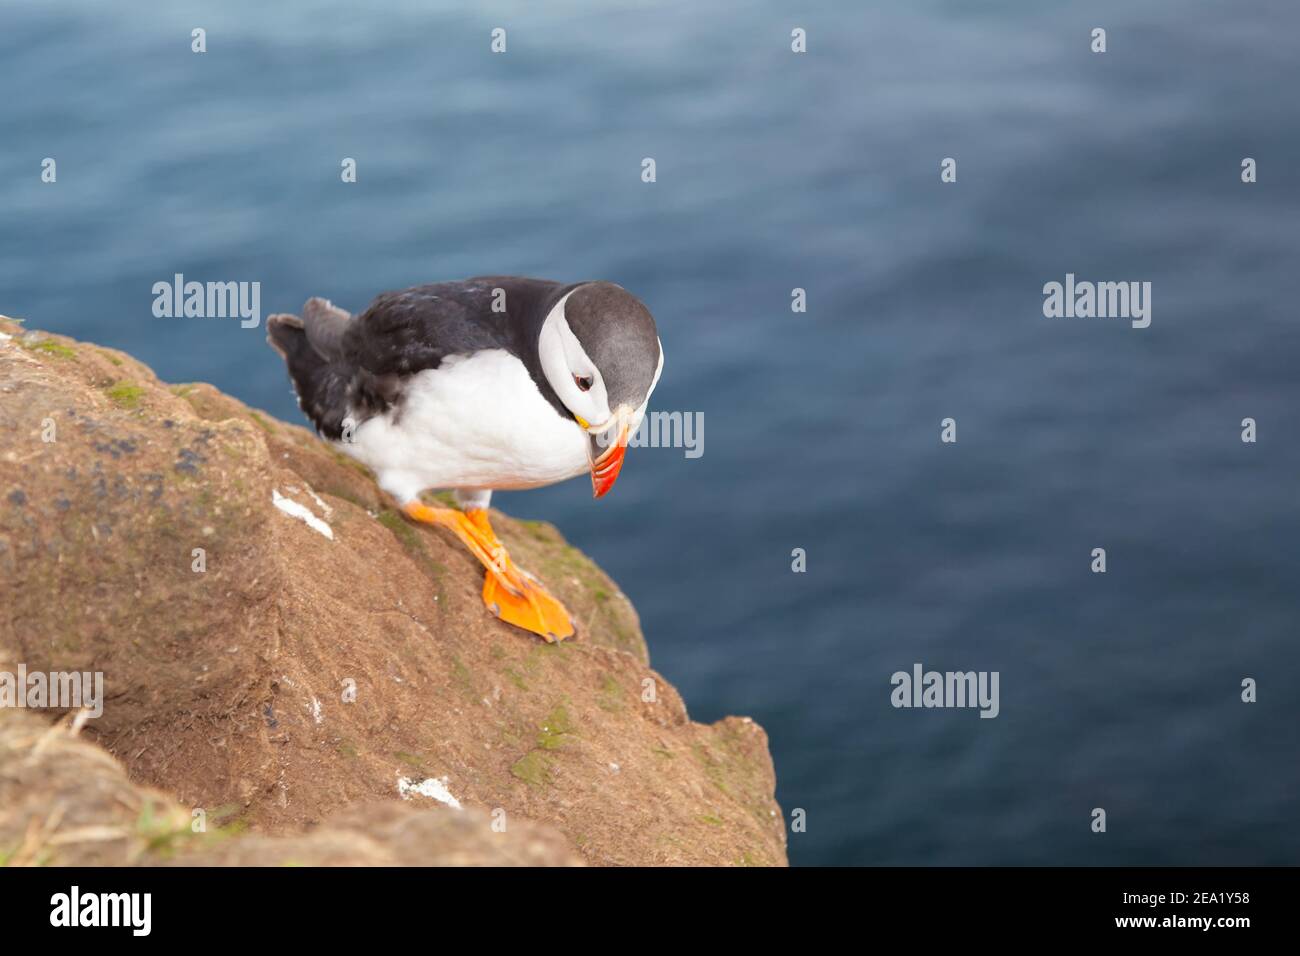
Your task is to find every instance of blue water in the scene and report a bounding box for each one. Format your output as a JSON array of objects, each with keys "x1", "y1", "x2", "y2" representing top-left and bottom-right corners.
[{"x1": 4, "y1": 0, "x2": 1298, "y2": 865}]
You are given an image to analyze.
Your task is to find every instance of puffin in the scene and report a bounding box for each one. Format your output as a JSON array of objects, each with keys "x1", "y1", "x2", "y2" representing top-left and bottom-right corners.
[{"x1": 266, "y1": 277, "x2": 664, "y2": 642}]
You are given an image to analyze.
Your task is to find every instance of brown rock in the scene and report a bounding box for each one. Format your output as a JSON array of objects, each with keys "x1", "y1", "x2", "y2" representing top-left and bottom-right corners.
[
  {"x1": 0, "y1": 709, "x2": 581, "y2": 866},
  {"x1": 0, "y1": 317, "x2": 786, "y2": 866}
]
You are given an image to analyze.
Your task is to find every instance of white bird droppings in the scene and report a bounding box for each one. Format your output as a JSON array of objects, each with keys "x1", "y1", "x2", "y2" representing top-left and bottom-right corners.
[
  {"x1": 397, "y1": 775, "x2": 462, "y2": 809},
  {"x1": 272, "y1": 489, "x2": 333, "y2": 539},
  {"x1": 306, "y1": 487, "x2": 333, "y2": 516}
]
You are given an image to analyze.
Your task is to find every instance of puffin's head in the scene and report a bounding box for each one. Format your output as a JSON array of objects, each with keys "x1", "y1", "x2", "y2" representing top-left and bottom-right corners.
[{"x1": 538, "y1": 281, "x2": 664, "y2": 497}]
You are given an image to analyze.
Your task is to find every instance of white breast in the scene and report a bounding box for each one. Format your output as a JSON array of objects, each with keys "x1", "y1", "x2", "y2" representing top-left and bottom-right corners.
[{"x1": 338, "y1": 350, "x2": 589, "y2": 503}]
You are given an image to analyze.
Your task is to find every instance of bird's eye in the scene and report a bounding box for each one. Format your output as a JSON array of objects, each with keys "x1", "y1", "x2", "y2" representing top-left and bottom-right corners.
[{"x1": 574, "y1": 374, "x2": 593, "y2": 392}]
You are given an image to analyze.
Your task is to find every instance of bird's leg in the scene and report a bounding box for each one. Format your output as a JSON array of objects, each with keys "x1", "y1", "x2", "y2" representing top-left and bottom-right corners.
[
  {"x1": 402, "y1": 502, "x2": 522, "y2": 596},
  {"x1": 464, "y1": 508, "x2": 575, "y2": 643},
  {"x1": 402, "y1": 502, "x2": 574, "y2": 642}
]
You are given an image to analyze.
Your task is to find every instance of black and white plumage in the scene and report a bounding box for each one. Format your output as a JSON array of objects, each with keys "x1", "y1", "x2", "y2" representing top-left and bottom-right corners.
[{"x1": 266, "y1": 277, "x2": 664, "y2": 507}]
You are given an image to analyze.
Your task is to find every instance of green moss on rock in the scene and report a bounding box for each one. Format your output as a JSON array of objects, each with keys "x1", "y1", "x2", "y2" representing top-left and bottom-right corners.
[
  {"x1": 536, "y1": 701, "x2": 576, "y2": 750},
  {"x1": 510, "y1": 750, "x2": 554, "y2": 788},
  {"x1": 104, "y1": 382, "x2": 146, "y2": 408},
  {"x1": 25, "y1": 339, "x2": 76, "y2": 359}
]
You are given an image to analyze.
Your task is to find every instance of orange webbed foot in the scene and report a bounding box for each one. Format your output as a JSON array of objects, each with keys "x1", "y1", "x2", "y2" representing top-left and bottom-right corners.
[{"x1": 403, "y1": 501, "x2": 574, "y2": 642}]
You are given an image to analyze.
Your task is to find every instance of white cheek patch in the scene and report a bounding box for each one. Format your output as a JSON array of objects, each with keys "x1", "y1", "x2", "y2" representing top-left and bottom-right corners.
[
  {"x1": 539, "y1": 293, "x2": 612, "y2": 425},
  {"x1": 561, "y1": 330, "x2": 610, "y2": 414}
]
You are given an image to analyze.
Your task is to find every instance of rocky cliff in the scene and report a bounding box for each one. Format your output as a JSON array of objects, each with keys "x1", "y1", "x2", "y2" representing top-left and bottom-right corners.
[{"x1": 0, "y1": 316, "x2": 786, "y2": 867}]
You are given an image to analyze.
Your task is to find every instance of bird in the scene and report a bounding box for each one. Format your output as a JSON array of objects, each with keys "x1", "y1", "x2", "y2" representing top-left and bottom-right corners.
[{"x1": 266, "y1": 277, "x2": 663, "y2": 642}]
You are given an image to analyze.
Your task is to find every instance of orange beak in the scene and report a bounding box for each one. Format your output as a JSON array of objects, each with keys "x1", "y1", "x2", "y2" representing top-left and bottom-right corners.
[{"x1": 589, "y1": 419, "x2": 630, "y2": 498}]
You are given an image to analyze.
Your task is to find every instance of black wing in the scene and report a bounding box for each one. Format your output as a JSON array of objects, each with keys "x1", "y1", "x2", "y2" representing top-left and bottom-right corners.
[
  {"x1": 269, "y1": 278, "x2": 575, "y2": 439},
  {"x1": 342, "y1": 277, "x2": 572, "y2": 420}
]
